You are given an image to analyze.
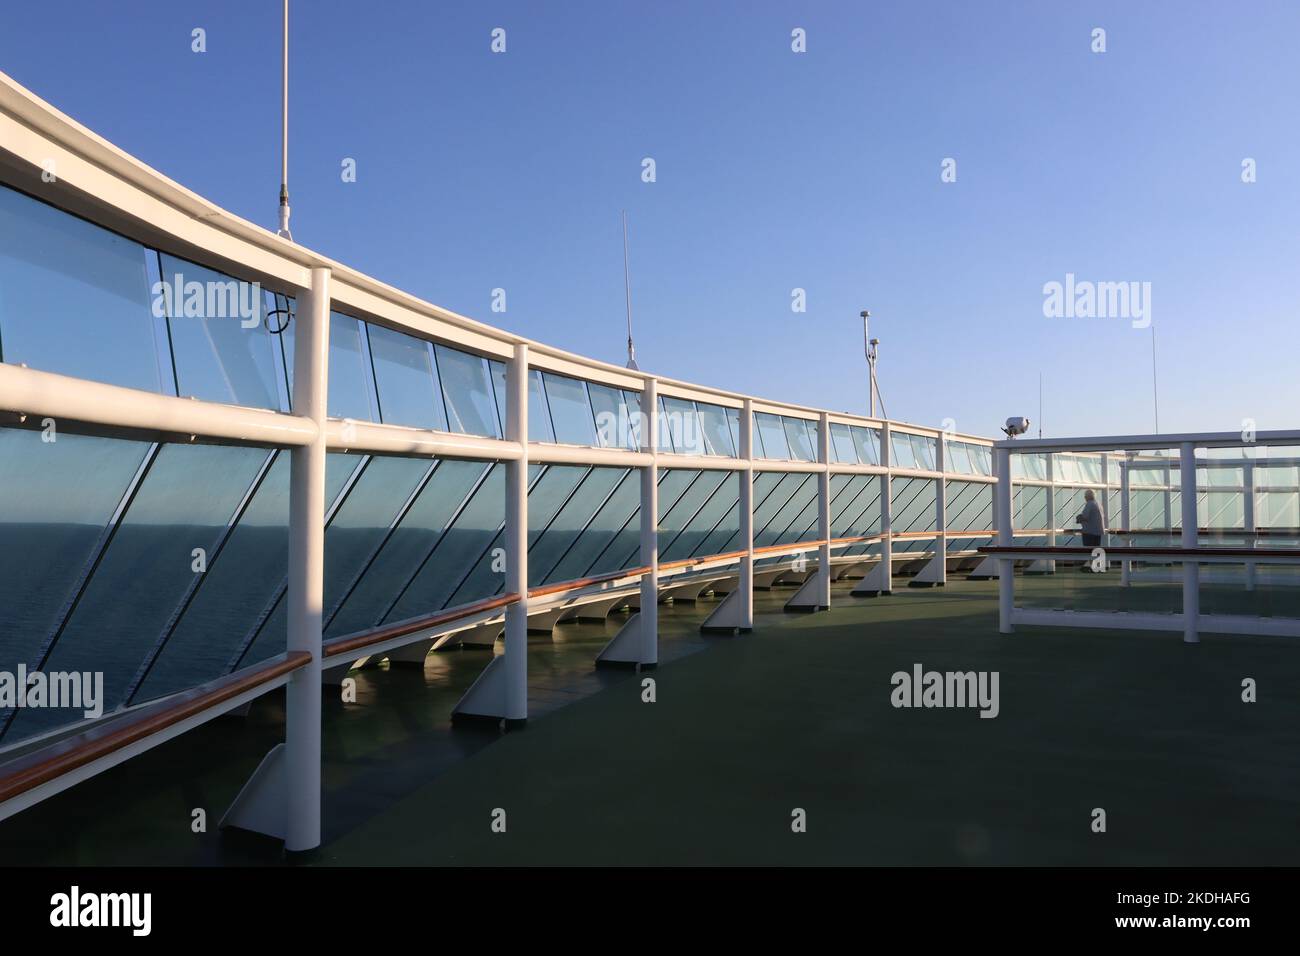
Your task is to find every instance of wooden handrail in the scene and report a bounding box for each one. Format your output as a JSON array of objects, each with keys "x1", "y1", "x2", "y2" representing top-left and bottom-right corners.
[
  {"x1": 1112, "y1": 527, "x2": 1300, "y2": 538},
  {"x1": 323, "y1": 593, "x2": 520, "y2": 659},
  {"x1": 753, "y1": 540, "x2": 825, "y2": 557},
  {"x1": 0, "y1": 651, "x2": 310, "y2": 805},
  {"x1": 978, "y1": 545, "x2": 1300, "y2": 559},
  {"x1": 528, "y1": 569, "x2": 649, "y2": 600}
]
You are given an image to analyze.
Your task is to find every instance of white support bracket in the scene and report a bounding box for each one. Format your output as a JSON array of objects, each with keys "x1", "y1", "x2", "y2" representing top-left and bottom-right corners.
[
  {"x1": 908, "y1": 552, "x2": 947, "y2": 587},
  {"x1": 699, "y1": 587, "x2": 753, "y2": 635},
  {"x1": 220, "y1": 743, "x2": 288, "y2": 841},
  {"x1": 596, "y1": 611, "x2": 654, "y2": 666},
  {"x1": 851, "y1": 558, "x2": 891, "y2": 596}
]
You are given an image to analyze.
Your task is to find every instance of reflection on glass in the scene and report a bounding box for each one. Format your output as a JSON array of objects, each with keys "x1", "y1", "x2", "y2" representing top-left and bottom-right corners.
[
  {"x1": 543, "y1": 373, "x2": 598, "y2": 445},
  {"x1": 0, "y1": 186, "x2": 163, "y2": 392},
  {"x1": 755, "y1": 413, "x2": 789, "y2": 459},
  {"x1": 436, "y1": 344, "x2": 499, "y2": 437},
  {"x1": 9, "y1": 443, "x2": 265, "y2": 740},
  {"x1": 369, "y1": 325, "x2": 446, "y2": 429},
  {"x1": 783, "y1": 417, "x2": 815, "y2": 461},
  {"x1": 527, "y1": 466, "x2": 625, "y2": 586},
  {"x1": 695, "y1": 402, "x2": 736, "y2": 457},
  {"x1": 588, "y1": 383, "x2": 639, "y2": 450},
  {"x1": 543, "y1": 468, "x2": 639, "y2": 583},
  {"x1": 0, "y1": 430, "x2": 151, "y2": 690},
  {"x1": 384, "y1": 463, "x2": 506, "y2": 621},
  {"x1": 160, "y1": 254, "x2": 281, "y2": 409},
  {"x1": 282, "y1": 310, "x2": 376, "y2": 420},
  {"x1": 850, "y1": 426, "x2": 880, "y2": 465},
  {"x1": 662, "y1": 397, "x2": 707, "y2": 456}
]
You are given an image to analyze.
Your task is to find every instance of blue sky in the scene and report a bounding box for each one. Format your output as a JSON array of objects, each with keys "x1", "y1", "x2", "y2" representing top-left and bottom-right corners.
[{"x1": 3, "y1": 0, "x2": 1297, "y2": 438}]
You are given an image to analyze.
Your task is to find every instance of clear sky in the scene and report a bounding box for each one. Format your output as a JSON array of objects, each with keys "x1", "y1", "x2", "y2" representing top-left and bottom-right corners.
[{"x1": 3, "y1": 0, "x2": 1297, "y2": 439}]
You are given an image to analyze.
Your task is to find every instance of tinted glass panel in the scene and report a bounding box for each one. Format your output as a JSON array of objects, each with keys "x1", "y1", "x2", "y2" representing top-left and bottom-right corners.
[
  {"x1": 140, "y1": 452, "x2": 354, "y2": 699},
  {"x1": 9, "y1": 443, "x2": 265, "y2": 739},
  {"x1": 663, "y1": 471, "x2": 739, "y2": 560},
  {"x1": 783, "y1": 417, "x2": 815, "y2": 461},
  {"x1": 0, "y1": 430, "x2": 150, "y2": 690},
  {"x1": 281, "y1": 310, "x2": 375, "y2": 420},
  {"x1": 436, "y1": 344, "x2": 499, "y2": 437},
  {"x1": 326, "y1": 459, "x2": 489, "y2": 636},
  {"x1": 161, "y1": 255, "x2": 281, "y2": 409},
  {"x1": 368, "y1": 325, "x2": 446, "y2": 429},
  {"x1": 850, "y1": 426, "x2": 880, "y2": 465},
  {"x1": 528, "y1": 466, "x2": 627, "y2": 585},
  {"x1": 588, "y1": 383, "x2": 638, "y2": 450},
  {"x1": 543, "y1": 469, "x2": 639, "y2": 583},
  {"x1": 662, "y1": 397, "x2": 707, "y2": 456},
  {"x1": 755, "y1": 413, "x2": 789, "y2": 459},
  {"x1": 0, "y1": 186, "x2": 162, "y2": 392},
  {"x1": 384, "y1": 463, "x2": 505, "y2": 621},
  {"x1": 543, "y1": 373, "x2": 598, "y2": 446},
  {"x1": 696, "y1": 402, "x2": 736, "y2": 457}
]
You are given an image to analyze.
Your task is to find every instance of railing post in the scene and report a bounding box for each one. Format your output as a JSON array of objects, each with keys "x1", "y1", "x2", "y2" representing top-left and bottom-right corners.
[
  {"x1": 995, "y1": 445, "x2": 1014, "y2": 634},
  {"x1": 879, "y1": 422, "x2": 893, "y2": 594},
  {"x1": 738, "y1": 399, "x2": 755, "y2": 629},
  {"x1": 1180, "y1": 442, "x2": 1199, "y2": 644},
  {"x1": 285, "y1": 265, "x2": 330, "y2": 852},
  {"x1": 934, "y1": 435, "x2": 948, "y2": 584},
  {"x1": 505, "y1": 343, "x2": 530, "y2": 717},
  {"x1": 816, "y1": 413, "x2": 832, "y2": 607},
  {"x1": 1044, "y1": 452, "x2": 1056, "y2": 574},
  {"x1": 1243, "y1": 460, "x2": 1256, "y2": 592},
  {"x1": 1120, "y1": 457, "x2": 1132, "y2": 586},
  {"x1": 639, "y1": 378, "x2": 659, "y2": 666}
]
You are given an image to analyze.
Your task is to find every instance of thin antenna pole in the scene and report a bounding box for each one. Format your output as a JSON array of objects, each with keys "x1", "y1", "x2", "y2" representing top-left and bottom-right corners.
[
  {"x1": 277, "y1": 0, "x2": 293, "y2": 240},
  {"x1": 622, "y1": 210, "x2": 637, "y2": 370},
  {"x1": 1038, "y1": 371, "x2": 1043, "y2": 438},
  {"x1": 1150, "y1": 325, "x2": 1160, "y2": 433}
]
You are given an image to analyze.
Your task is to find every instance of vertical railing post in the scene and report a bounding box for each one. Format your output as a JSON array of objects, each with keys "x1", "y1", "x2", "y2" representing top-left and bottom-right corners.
[
  {"x1": 1044, "y1": 452, "x2": 1056, "y2": 574},
  {"x1": 995, "y1": 445, "x2": 1014, "y2": 634},
  {"x1": 814, "y1": 414, "x2": 831, "y2": 607},
  {"x1": 738, "y1": 399, "x2": 755, "y2": 630},
  {"x1": 1162, "y1": 458, "x2": 1173, "y2": 537},
  {"x1": 504, "y1": 343, "x2": 529, "y2": 720},
  {"x1": 639, "y1": 378, "x2": 659, "y2": 666},
  {"x1": 879, "y1": 422, "x2": 893, "y2": 594},
  {"x1": 1100, "y1": 453, "x2": 1112, "y2": 534},
  {"x1": 933, "y1": 435, "x2": 947, "y2": 584},
  {"x1": 1180, "y1": 442, "x2": 1199, "y2": 644},
  {"x1": 285, "y1": 265, "x2": 330, "y2": 852},
  {"x1": 1243, "y1": 460, "x2": 1256, "y2": 592},
  {"x1": 1120, "y1": 457, "x2": 1132, "y2": 587}
]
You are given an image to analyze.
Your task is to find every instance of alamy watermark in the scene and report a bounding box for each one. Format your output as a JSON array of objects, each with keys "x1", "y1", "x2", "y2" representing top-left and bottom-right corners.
[
  {"x1": 1042, "y1": 273, "x2": 1150, "y2": 329},
  {"x1": 151, "y1": 273, "x2": 262, "y2": 328},
  {"x1": 890, "y1": 663, "x2": 999, "y2": 718},
  {"x1": 0, "y1": 666, "x2": 104, "y2": 719}
]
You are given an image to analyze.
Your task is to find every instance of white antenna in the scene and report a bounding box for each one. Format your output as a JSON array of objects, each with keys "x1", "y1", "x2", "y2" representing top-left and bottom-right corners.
[
  {"x1": 276, "y1": 0, "x2": 293, "y2": 241},
  {"x1": 622, "y1": 210, "x2": 638, "y2": 370},
  {"x1": 1038, "y1": 371, "x2": 1043, "y2": 438}
]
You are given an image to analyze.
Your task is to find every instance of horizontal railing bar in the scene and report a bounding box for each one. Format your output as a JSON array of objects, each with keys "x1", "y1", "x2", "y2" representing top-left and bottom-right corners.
[
  {"x1": 325, "y1": 419, "x2": 519, "y2": 461},
  {"x1": 980, "y1": 545, "x2": 1300, "y2": 560},
  {"x1": 322, "y1": 594, "x2": 521, "y2": 659},
  {"x1": 0, "y1": 651, "x2": 310, "y2": 805},
  {"x1": 0, "y1": 364, "x2": 317, "y2": 448}
]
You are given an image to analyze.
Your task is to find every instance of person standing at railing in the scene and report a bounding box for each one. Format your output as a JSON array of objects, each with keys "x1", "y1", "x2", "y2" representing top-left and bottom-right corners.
[{"x1": 1074, "y1": 490, "x2": 1105, "y2": 548}]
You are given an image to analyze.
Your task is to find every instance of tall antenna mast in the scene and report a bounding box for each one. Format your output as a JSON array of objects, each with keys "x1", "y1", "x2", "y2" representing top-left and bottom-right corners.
[
  {"x1": 276, "y1": 0, "x2": 293, "y2": 241},
  {"x1": 1038, "y1": 371, "x2": 1043, "y2": 438},
  {"x1": 622, "y1": 210, "x2": 638, "y2": 370}
]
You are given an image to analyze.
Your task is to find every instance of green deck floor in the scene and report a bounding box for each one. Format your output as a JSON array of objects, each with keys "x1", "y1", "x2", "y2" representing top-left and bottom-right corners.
[{"x1": 2, "y1": 572, "x2": 1297, "y2": 866}]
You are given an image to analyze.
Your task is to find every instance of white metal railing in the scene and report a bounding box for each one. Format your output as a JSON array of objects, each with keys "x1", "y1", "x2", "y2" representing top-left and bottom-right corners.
[{"x1": 0, "y1": 70, "x2": 1044, "y2": 842}]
